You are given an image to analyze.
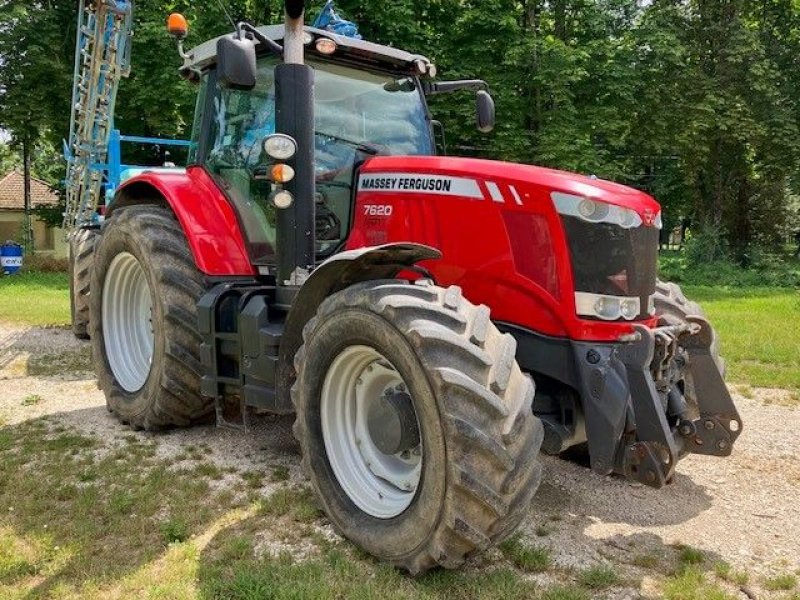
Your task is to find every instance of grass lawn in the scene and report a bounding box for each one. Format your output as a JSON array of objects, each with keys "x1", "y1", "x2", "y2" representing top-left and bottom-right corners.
[
  {"x1": 0, "y1": 273, "x2": 71, "y2": 327},
  {"x1": 684, "y1": 286, "x2": 800, "y2": 391}
]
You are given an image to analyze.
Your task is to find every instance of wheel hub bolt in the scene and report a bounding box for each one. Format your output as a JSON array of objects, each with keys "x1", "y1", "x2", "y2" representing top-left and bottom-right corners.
[{"x1": 704, "y1": 420, "x2": 715, "y2": 430}]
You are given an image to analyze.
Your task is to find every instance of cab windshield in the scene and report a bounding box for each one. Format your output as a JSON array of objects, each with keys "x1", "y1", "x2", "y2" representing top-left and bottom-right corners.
[{"x1": 194, "y1": 57, "x2": 433, "y2": 265}]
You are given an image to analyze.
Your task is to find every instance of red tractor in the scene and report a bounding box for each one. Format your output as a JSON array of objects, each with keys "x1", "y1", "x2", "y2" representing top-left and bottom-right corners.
[{"x1": 72, "y1": 1, "x2": 741, "y2": 573}]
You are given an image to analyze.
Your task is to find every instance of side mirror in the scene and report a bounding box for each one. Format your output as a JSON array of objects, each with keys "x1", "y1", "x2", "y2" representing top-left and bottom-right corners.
[
  {"x1": 217, "y1": 35, "x2": 257, "y2": 90},
  {"x1": 476, "y1": 90, "x2": 496, "y2": 133}
]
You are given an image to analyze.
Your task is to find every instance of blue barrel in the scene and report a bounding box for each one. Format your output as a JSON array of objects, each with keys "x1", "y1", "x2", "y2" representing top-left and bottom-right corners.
[{"x1": 1, "y1": 242, "x2": 23, "y2": 275}]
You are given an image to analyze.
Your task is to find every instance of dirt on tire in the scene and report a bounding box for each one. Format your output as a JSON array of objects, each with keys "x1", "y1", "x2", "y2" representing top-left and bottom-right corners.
[
  {"x1": 90, "y1": 205, "x2": 213, "y2": 430},
  {"x1": 69, "y1": 228, "x2": 98, "y2": 340},
  {"x1": 291, "y1": 280, "x2": 544, "y2": 574}
]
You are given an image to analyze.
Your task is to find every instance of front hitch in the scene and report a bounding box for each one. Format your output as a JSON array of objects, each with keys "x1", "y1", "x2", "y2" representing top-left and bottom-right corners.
[
  {"x1": 678, "y1": 316, "x2": 743, "y2": 456},
  {"x1": 576, "y1": 321, "x2": 742, "y2": 489},
  {"x1": 617, "y1": 321, "x2": 742, "y2": 487}
]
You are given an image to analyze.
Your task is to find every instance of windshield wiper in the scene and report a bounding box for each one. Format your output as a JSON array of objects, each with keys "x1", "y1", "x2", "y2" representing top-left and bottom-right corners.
[{"x1": 315, "y1": 131, "x2": 382, "y2": 156}]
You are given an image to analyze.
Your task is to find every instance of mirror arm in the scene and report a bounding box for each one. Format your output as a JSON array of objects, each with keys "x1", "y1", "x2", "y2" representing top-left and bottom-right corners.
[
  {"x1": 176, "y1": 39, "x2": 193, "y2": 61},
  {"x1": 238, "y1": 22, "x2": 284, "y2": 58},
  {"x1": 423, "y1": 80, "x2": 489, "y2": 96}
]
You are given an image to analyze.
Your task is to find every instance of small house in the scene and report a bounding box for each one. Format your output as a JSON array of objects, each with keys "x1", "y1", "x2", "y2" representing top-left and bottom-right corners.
[{"x1": 0, "y1": 171, "x2": 67, "y2": 258}]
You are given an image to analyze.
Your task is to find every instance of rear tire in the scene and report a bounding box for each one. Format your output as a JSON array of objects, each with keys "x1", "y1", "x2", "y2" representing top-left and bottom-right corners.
[
  {"x1": 90, "y1": 205, "x2": 212, "y2": 430},
  {"x1": 69, "y1": 228, "x2": 98, "y2": 340},
  {"x1": 292, "y1": 281, "x2": 543, "y2": 574},
  {"x1": 654, "y1": 280, "x2": 724, "y2": 375},
  {"x1": 654, "y1": 280, "x2": 725, "y2": 426}
]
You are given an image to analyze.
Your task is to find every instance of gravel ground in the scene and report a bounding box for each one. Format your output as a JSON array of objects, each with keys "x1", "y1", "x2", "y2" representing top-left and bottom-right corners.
[{"x1": 2, "y1": 321, "x2": 798, "y2": 591}]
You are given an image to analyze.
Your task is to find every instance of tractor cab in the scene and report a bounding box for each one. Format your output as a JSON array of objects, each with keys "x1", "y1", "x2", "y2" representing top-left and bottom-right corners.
[
  {"x1": 188, "y1": 44, "x2": 434, "y2": 264},
  {"x1": 180, "y1": 24, "x2": 492, "y2": 269}
]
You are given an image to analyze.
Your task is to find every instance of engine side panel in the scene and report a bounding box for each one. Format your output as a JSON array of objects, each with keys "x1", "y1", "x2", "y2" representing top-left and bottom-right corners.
[
  {"x1": 113, "y1": 166, "x2": 257, "y2": 276},
  {"x1": 347, "y1": 156, "x2": 660, "y2": 342}
]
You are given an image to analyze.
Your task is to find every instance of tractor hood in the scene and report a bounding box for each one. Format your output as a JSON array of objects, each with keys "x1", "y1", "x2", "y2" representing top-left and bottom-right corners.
[{"x1": 359, "y1": 156, "x2": 662, "y2": 224}]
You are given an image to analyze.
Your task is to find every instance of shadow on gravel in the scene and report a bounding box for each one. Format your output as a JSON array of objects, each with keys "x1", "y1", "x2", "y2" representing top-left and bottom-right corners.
[
  {"x1": 0, "y1": 408, "x2": 304, "y2": 598},
  {"x1": 0, "y1": 415, "x2": 222, "y2": 597},
  {"x1": 0, "y1": 409, "x2": 723, "y2": 599},
  {"x1": 0, "y1": 326, "x2": 93, "y2": 382},
  {"x1": 536, "y1": 456, "x2": 714, "y2": 528}
]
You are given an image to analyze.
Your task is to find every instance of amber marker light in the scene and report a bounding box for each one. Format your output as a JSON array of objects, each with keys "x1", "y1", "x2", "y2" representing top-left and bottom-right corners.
[
  {"x1": 271, "y1": 164, "x2": 296, "y2": 184},
  {"x1": 167, "y1": 13, "x2": 189, "y2": 39}
]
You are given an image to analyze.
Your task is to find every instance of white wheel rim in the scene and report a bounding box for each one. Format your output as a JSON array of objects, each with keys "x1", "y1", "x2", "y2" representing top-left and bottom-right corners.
[
  {"x1": 321, "y1": 346, "x2": 423, "y2": 519},
  {"x1": 102, "y1": 252, "x2": 154, "y2": 393}
]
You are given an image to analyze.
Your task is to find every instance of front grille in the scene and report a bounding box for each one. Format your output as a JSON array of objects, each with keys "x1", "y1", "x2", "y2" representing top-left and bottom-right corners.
[{"x1": 561, "y1": 215, "x2": 658, "y2": 320}]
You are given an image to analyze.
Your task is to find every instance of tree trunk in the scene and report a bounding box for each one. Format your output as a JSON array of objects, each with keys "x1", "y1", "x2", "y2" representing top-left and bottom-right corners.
[{"x1": 22, "y1": 137, "x2": 33, "y2": 253}]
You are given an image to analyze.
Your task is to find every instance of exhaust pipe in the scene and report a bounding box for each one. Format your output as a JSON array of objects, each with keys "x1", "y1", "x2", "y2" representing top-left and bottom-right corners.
[{"x1": 276, "y1": 0, "x2": 316, "y2": 290}]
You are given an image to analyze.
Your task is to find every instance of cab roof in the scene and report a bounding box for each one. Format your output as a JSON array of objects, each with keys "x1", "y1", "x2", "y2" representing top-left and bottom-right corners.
[{"x1": 183, "y1": 24, "x2": 432, "y2": 77}]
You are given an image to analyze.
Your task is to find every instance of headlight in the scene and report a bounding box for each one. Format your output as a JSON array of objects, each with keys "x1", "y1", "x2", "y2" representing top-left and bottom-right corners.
[
  {"x1": 272, "y1": 190, "x2": 294, "y2": 209},
  {"x1": 620, "y1": 299, "x2": 640, "y2": 320},
  {"x1": 315, "y1": 38, "x2": 338, "y2": 55},
  {"x1": 264, "y1": 134, "x2": 297, "y2": 161},
  {"x1": 578, "y1": 199, "x2": 609, "y2": 222},
  {"x1": 575, "y1": 292, "x2": 641, "y2": 321},
  {"x1": 552, "y1": 192, "x2": 644, "y2": 229},
  {"x1": 594, "y1": 296, "x2": 621, "y2": 320}
]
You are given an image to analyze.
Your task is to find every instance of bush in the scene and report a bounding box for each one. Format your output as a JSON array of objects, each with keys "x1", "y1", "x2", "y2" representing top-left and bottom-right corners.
[
  {"x1": 659, "y1": 242, "x2": 800, "y2": 288},
  {"x1": 684, "y1": 228, "x2": 730, "y2": 265},
  {"x1": 22, "y1": 254, "x2": 69, "y2": 274}
]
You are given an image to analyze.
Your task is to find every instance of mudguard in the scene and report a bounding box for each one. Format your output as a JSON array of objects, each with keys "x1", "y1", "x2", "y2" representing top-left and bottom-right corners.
[
  {"x1": 110, "y1": 166, "x2": 256, "y2": 277},
  {"x1": 275, "y1": 243, "x2": 442, "y2": 409}
]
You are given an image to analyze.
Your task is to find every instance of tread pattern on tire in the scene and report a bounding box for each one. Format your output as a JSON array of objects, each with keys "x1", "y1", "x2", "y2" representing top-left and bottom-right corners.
[
  {"x1": 292, "y1": 280, "x2": 544, "y2": 574},
  {"x1": 91, "y1": 205, "x2": 211, "y2": 430},
  {"x1": 654, "y1": 279, "x2": 724, "y2": 374},
  {"x1": 70, "y1": 228, "x2": 98, "y2": 339},
  {"x1": 654, "y1": 279, "x2": 726, "y2": 426}
]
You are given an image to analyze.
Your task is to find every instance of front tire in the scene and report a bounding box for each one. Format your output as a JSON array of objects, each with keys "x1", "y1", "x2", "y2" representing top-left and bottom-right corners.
[
  {"x1": 292, "y1": 281, "x2": 544, "y2": 573},
  {"x1": 90, "y1": 205, "x2": 212, "y2": 430}
]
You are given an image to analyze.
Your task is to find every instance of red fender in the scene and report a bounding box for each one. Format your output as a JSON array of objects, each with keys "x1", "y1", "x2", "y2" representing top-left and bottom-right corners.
[{"x1": 112, "y1": 166, "x2": 256, "y2": 276}]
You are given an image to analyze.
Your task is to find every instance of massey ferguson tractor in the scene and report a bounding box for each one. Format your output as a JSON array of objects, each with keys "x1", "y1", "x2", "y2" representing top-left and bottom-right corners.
[{"x1": 64, "y1": 0, "x2": 741, "y2": 573}]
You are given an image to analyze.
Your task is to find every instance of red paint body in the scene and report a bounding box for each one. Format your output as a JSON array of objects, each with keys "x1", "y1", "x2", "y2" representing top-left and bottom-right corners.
[
  {"x1": 347, "y1": 157, "x2": 661, "y2": 342},
  {"x1": 118, "y1": 166, "x2": 256, "y2": 276},
  {"x1": 126, "y1": 157, "x2": 662, "y2": 342}
]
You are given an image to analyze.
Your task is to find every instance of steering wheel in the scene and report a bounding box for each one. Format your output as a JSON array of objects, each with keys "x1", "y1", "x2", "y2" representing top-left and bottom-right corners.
[{"x1": 316, "y1": 203, "x2": 342, "y2": 242}]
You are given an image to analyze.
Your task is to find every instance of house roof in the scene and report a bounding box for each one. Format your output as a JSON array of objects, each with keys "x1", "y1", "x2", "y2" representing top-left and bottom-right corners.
[{"x1": 0, "y1": 171, "x2": 59, "y2": 210}]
